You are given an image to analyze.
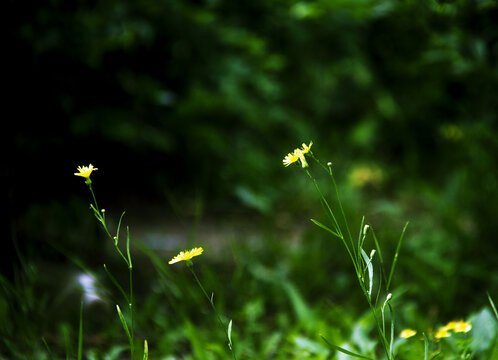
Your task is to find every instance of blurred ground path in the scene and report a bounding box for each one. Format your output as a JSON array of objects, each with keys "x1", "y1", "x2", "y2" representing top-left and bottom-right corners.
[{"x1": 120, "y1": 202, "x2": 307, "y2": 261}]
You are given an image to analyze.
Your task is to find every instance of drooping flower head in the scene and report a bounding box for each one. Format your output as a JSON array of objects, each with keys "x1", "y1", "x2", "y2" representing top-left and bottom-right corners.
[
  {"x1": 169, "y1": 247, "x2": 204, "y2": 264},
  {"x1": 282, "y1": 141, "x2": 313, "y2": 168},
  {"x1": 283, "y1": 150, "x2": 301, "y2": 167},
  {"x1": 74, "y1": 164, "x2": 98, "y2": 178},
  {"x1": 300, "y1": 141, "x2": 313, "y2": 154},
  {"x1": 400, "y1": 329, "x2": 417, "y2": 339}
]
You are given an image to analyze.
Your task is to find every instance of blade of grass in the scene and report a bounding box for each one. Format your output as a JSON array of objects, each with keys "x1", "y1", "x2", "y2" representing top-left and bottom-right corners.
[
  {"x1": 321, "y1": 336, "x2": 374, "y2": 360},
  {"x1": 78, "y1": 300, "x2": 84, "y2": 360},
  {"x1": 143, "y1": 340, "x2": 148, "y2": 360},
  {"x1": 386, "y1": 222, "x2": 409, "y2": 292},
  {"x1": 423, "y1": 333, "x2": 429, "y2": 360},
  {"x1": 41, "y1": 337, "x2": 52, "y2": 355},
  {"x1": 61, "y1": 324, "x2": 71, "y2": 360},
  {"x1": 487, "y1": 292, "x2": 498, "y2": 320}
]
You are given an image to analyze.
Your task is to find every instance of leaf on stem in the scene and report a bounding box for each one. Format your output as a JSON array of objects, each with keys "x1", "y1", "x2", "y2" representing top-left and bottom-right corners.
[
  {"x1": 228, "y1": 319, "x2": 233, "y2": 350},
  {"x1": 386, "y1": 222, "x2": 408, "y2": 292},
  {"x1": 126, "y1": 226, "x2": 132, "y2": 269},
  {"x1": 321, "y1": 336, "x2": 374, "y2": 360},
  {"x1": 361, "y1": 249, "x2": 374, "y2": 300},
  {"x1": 310, "y1": 219, "x2": 341, "y2": 238},
  {"x1": 116, "y1": 305, "x2": 132, "y2": 343},
  {"x1": 115, "y1": 211, "x2": 126, "y2": 245}
]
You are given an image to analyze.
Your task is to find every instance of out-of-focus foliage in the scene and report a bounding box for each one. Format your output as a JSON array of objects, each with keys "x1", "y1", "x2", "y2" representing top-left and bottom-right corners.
[{"x1": 8, "y1": 0, "x2": 498, "y2": 206}]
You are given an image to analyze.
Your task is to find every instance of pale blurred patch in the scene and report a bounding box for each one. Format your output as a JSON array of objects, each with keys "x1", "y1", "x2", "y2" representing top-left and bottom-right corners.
[{"x1": 348, "y1": 164, "x2": 384, "y2": 188}]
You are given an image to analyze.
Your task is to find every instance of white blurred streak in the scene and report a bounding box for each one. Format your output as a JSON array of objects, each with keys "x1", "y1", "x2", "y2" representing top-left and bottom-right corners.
[{"x1": 77, "y1": 273, "x2": 102, "y2": 304}]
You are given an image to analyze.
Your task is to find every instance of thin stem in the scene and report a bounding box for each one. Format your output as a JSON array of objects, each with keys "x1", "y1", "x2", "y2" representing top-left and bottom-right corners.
[
  {"x1": 305, "y1": 168, "x2": 361, "y2": 277},
  {"x1": 87, "y1": 183, "x2": 100, "y2": 213},
  {"x1": 305, "y1": 159, "x2": 392, "y2": 360},
  {"x1": 129, "y1": 259, "x2": 134, "y2": 356},
  {"x1": 86, "y1": 183, "x2": 134, "y2": 359},
  {"x1": 328, "y1": 166, "x2": 356, "y2": 261},
  {"x1": 305, "y1": 169, "x2": 344, "y2": 240},
  {"x1": 187, "y1": 263, "x2": 237, "y2": 360},
  {"x1": 129, "y1": 266, "x2": 134, "y2": 359}
]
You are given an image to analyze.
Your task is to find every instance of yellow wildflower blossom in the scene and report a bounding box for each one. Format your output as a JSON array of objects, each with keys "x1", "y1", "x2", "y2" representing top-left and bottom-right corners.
[
  {"x1": 300, "y1": 141, "x2": 313, "y2": 154},
  {"x1": 434, "y1": 326, "x2": 451, "y2": 339},
  {"x1": 283, "y1": 150, "x2": 301, "y2": 167},
  {"x1": 400, "y1": 329, "x2": 417, "y2": 339},
  {"x1": 282, "y1": 141, "x2": 312, "y2": 168},
  {"x1": 446, "y1": 320, "x2": 472, "y2": 333},
  {"x1": 74, "y1": 164, "x2": 98, "y2": 178},
  {"x1": 169, "y1": 247, "x2": 204, "y2": 264}
]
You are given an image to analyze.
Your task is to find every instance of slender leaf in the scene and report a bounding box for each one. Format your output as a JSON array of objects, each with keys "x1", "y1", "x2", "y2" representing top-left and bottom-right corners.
[
  {"x1": 143, "y1": 340, "x2": 148, "y2": 360},
  {"x1": 228, "y1": 319, "x2": 233, "y2": 350},
  {"x1": 487, "y1": 292, "x2": 498, "y2": 321},
  {"x1": 41, "y1": 337, "x2": 52, "y2": 355},
  {"x1": 115, "y1": 211, "x2": 126, "y2": 244},
  {"x1": 386, "y1": 222, "x2": 409, "y2": 292},
  {"x1": 311, "y1": 218, "x2": 341, "y2": 238},
  {"x1": 321, "y1": 336, "x2": 374, "y2": 360},
  {"x1": 116, "y1": 305, "x2": 132, "y2": 344},
  {"x1": 361, "y1": 249, "x2": 373, "y2": 300},
  {"x1": 126, "y1": 226, "x2": 132, "y2": 270}
]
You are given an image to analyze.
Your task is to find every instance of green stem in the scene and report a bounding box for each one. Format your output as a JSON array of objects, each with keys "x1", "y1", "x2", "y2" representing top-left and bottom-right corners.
[
  {"x1": 87, "y1": 183, "x2": 100, "y2": 213},
  {"x1": 129, "y1": 265, "x2": 134, "y2": 358},
  {"x1": 328, "y1": 166, "x2": 356, "y2": 261},
  {"x1": 305, "y1": 169, "x2": 344, "y2": 240},
  {"x1": 187, "y1": 263, "x2": 237, "y2": 360},
  {"x1": 305, "y1": 168, "x2": 360, "y2": 276}
]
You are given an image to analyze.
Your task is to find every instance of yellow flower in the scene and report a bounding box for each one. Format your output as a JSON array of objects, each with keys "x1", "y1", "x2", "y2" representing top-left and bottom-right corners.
[
  {"x1": 434, "y1": 326, "x2": 451, "y2": 339},
  {"x1": 74, "y1": 164, "x2": 98, "y2": 178},
  {"x1": 282, "y1": 141, "x2": 313, "y2": 168},
  {"x1": 400, "y1": 329, "x2": 417, "y2": 339},
  {"x1": 446, "y1": 320, "x2": 472, "y2": 333},
  {"x1": 283, "y1": 150, "x2": 301, "y2": 167},
  {"x1": 300, "y1": 141, "x2": 313, "y2": 154},
  {"x1": 168, "y1": 247, "x2": 204, "y2": 264}
]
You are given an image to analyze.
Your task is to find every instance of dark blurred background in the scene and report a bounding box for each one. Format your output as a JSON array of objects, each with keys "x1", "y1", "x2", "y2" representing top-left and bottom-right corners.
[{"x1": 3, "y1": 0, "x2": 498, "y2": 356}]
